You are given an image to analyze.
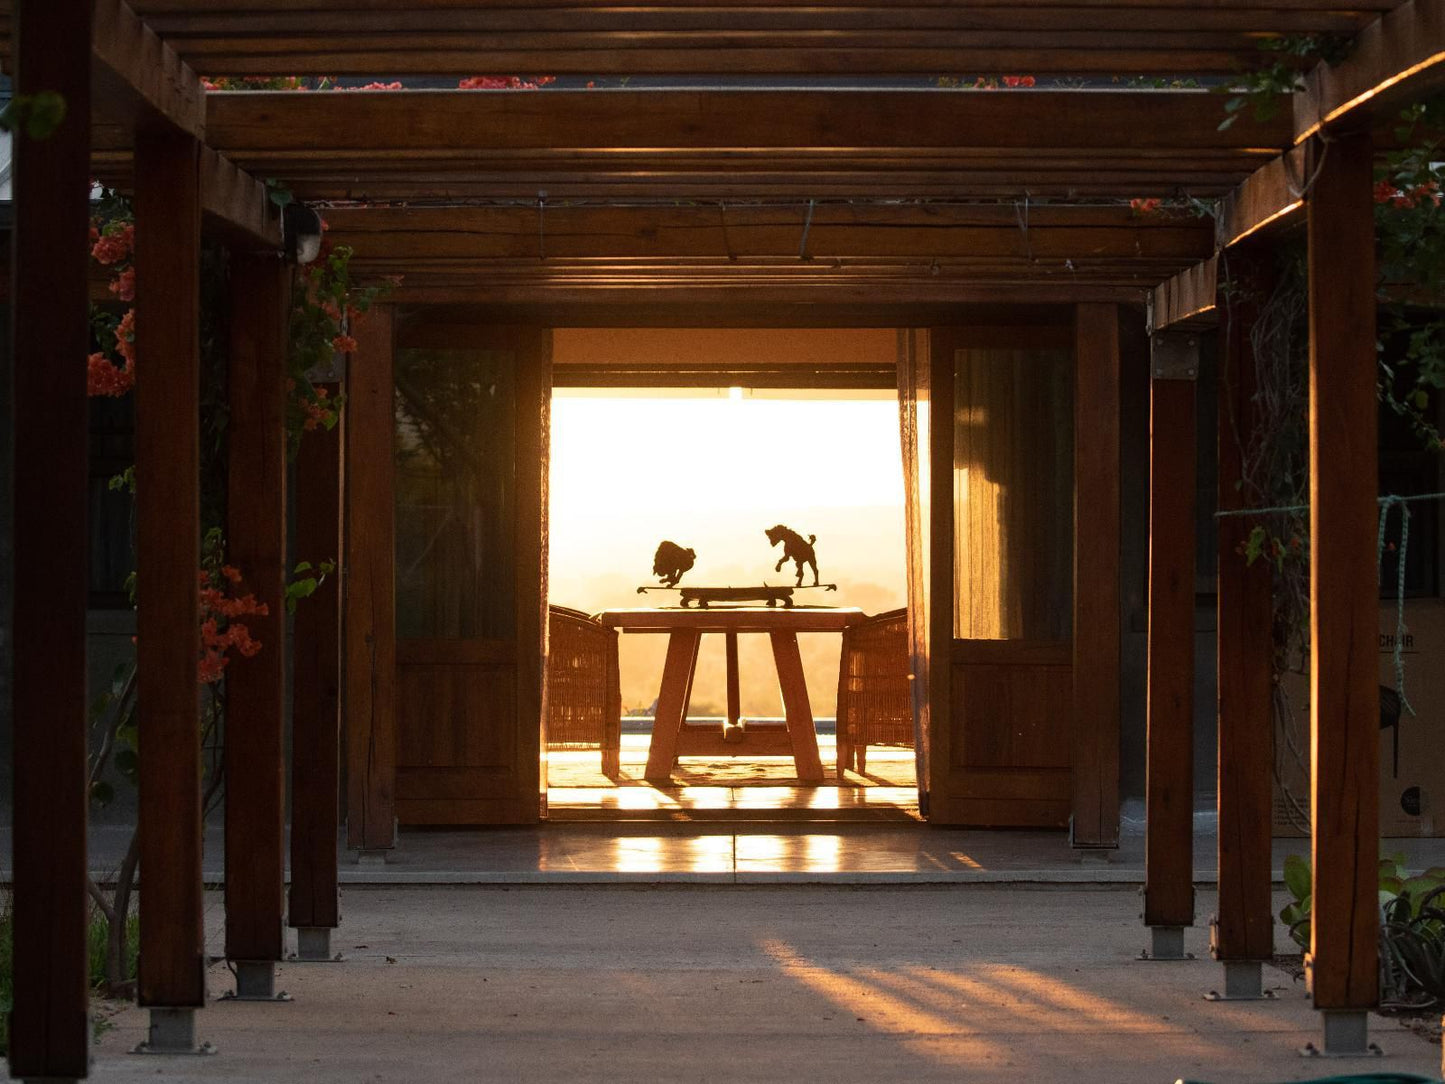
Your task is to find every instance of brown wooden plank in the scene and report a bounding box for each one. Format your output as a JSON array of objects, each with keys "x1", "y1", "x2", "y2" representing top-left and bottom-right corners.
[
  {"x1": 224, "y1": 251, "x2": 288, "y2": 964},
  {"x1": 289, "y1": 384, "x2": 343, "y2": 931},
  {"x1": 771, "y1": 630, "x2": 825, "y2": 782},
  {"x1": 725, "y1": 631, "x2": 741, "y2": 727},
  {"x1": 91, "y1": 0, "x2": 205, "y2": 138},
  {"x1": 1307, "y1": 130, "x2": 1379, "y2": 1011},
  {"x1": 1296, "y1": 0, "x2": 1445, "y2": 142},
  {"x1": 205, "y1": 91, "x2": 1291, "y2": 157},
  {"x1": 1143, "y1": 351, "x2": 1197, "y2": 928},
  {"x1": 1072, "y1": 303, "x2": 1122, "y2": 848},
  {"x1": 7, "y1": 0, "x2": 93, "y2": 1074},
  {"x1": 134, "y1": 127, "x2": 206, "y2": 1008},
  {"x1": 1217, "y1": 143, "x2": 1314, "y2": 250},
  {"x1": 199, "y1": 145, "x2": 282, "y2": 250},
  {"x1": 345, "y1": 304, "x2": 397, "y2": 851},
  {"x1": 1214, "y1": 252, "x2": 1276, "y2": 963},
  {"x1": 395, "y1": 638, "x2": 517, "y2": 666},
  {"x1": 1152, "y1": 256, "x2": 1218, "y2": 331}
]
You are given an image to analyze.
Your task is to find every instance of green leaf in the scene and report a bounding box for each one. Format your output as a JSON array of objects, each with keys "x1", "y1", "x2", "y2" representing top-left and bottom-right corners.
[
  {"x1": 113, "y1": 748, "x2": 138, "y2": 777},
  {"x1": 293, "y1": 561, "x2": 314, "y2": 574},
  {"x1": 1283, "y1": 853, "x2": 1311, "y2": 901}
]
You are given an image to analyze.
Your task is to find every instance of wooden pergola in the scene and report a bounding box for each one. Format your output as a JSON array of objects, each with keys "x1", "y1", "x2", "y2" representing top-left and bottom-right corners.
[{"x1": 6, "y1": 0, "x2": 1444, "y2": 1077}]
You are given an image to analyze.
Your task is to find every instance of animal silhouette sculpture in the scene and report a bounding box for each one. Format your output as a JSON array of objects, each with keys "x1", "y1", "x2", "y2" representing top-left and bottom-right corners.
[
  {"x1": 651, "y1": 540, "x2": 696, "y2": 588},
  {"x1": 765, "y1": 524, "x2": 819, "y2": 587}
]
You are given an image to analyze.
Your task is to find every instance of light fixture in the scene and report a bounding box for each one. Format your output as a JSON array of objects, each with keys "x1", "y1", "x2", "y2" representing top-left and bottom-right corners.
[{"x1": 283, "y1": 203, "x2": 323, "y2": 264}]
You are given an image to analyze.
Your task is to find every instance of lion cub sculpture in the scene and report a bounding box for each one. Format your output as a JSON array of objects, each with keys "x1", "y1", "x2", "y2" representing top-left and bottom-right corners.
[
  {"x1": 765, "y1": 524, "x2": 819, "y2": 587},
  {"x1": 651, "y1": 540, "x2": 696, "y2": 588}
]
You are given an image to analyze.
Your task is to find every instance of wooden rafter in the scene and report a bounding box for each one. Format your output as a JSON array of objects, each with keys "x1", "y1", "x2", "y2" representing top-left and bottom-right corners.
[
  {"x1": 1296, "y1": 0, "x2": 1445, "y2": 142},
  {"x1": 102, "y1": 1, "x2": 1406, "y2": 76},
  {"x1": 87, "y1": 0, "x2": 281, "y2": 248}
]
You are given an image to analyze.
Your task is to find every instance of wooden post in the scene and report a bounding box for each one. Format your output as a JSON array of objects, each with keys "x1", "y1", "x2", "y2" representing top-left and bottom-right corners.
[
  {"x1": 1307, "y1": 130, "x2": 1379, "y2": 1046},
  {"x1": 1073, "y1": 304, "x2": 1122, "y2": 848},
  {"x1": 1143, "y1": 331, "x2": 1198, "y2": 954},
  {"x1": 134, "y1": 129, "x2": 208, "y2": 1033},
  {"x1": 7, "y1": 0, "x2": 93, "y2": 1076},
  {"x1": 224, "y1": 252, "x2": 289, "y2": 994},
  {"x1": 1214, "y1": 254, "x2": 1276, "y2": 994},
  {"x1": 290, "y1": 384, "x2": 344, "y2": 952},
  {"x1": 345, "y1": 305, "x2": 397, "y2": 853}
]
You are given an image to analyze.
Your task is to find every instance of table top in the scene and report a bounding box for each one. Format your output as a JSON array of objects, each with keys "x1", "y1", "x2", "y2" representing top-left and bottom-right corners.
[{"x1": 598, "y1": 606, "x2": 867, "y2": 633}]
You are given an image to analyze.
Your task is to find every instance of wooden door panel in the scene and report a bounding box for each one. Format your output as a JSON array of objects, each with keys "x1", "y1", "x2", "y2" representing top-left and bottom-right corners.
[
  {"x1": 390, "y1": 324, "x2": 550, "y2": 826},
  {"x1": 396, "y1": 661, "x2": 517, "y2": 769},
  {"x1": 952, "y1": 642, "x2": 1071, "y2": 771},
  {"x1": 927, "y1": 328, "x2": 1077, "y2": 828}
]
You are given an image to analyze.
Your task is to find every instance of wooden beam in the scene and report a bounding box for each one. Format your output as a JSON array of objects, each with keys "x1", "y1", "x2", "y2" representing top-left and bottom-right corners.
[
  {"x1": 323, "y1": 204, "x2": 1213, "y2": 265},
  {"x1": 1296, "y1": 0, "x2": 1445, "y2": 143},
  {"x1": 1217, "y1": 143, "x2": 1313, "y2": 250},
  {"x1": 224, "y1": 252, "x2": 289, "y2": 975},
  {"x1": 200, "y1": 145, "x2": 282, "y2": 250},
  {"x1": 92, "y1": 0, "x2": 205, "y2": 139},
  {"x1": 134, "y1": 126, "x2": 207, "y2": 1012},
  {"x1": 1215, "y1": 251, "x2": 1276, "y2": 967},
  {"x1": 345, "y1": 305, "x2": 398, "y2": 852},
  {"x1": 1143, "y1": 331, "x2": 1198, "y2": 933},
  {"x1": 290, "y1": 384, "x2": 344, "y2": 935},
  {"x1": 1307, "y1": 130, "x2": 1379, "y2": 1018},
  {"x1": 1151, "y1": 255, "x2": 1218, "y2": 331},
  {"x1": 7, "y1": 0, "x2": 93, "y2": 1076},
  {"x1": 1072, "y1": 303, "x2": 1122, "y2": 848},
  {"x1": 205, "y1": 90, "x2": 1291, "y2": 158}
]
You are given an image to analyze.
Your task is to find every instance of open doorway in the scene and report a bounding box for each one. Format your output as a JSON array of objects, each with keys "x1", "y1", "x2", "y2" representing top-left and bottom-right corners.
[{"x1": 544, "y1": 329, "x2": 916, "y2": 819}]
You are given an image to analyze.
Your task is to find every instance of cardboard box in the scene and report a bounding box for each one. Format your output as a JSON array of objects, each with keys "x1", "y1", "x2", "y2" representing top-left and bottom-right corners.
[{"x1": 1271, "y1": 599, "x2": 1445, "y2": 838}]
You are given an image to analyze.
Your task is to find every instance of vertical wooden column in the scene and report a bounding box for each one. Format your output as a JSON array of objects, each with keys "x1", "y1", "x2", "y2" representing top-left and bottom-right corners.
[
  {"x1": 7, "y1": 0, "x2": 93, "y2": 1076},
  {"x1": 134, "y1": 130, "x2": 208, "y2": 1024},
  {"x1": 1307, "y1": 130, "x2": 1379, "y2": 1044},
  {"x1": 925, "y1": 330, "x2": 955, "y2": 824},
  {"x1": 224, "y1": 253, "x2": 289, "y2": 992},
  {"x1": 1073, "y1": 304, "x2": 1122, "y2": 848},
  {"x1": 346, "y1": 305, "x2": 397, "y2": 853},
  {"x1": 513, "y1": 327, "x2": 552, "y2": 817},
  {"x1": 1214, "y1": 255, "x2": 1276, "y2": 992},
  {"x1": 290, "y1": 384, "x2": 344, "y2": 947},
  {"x1": 1143, "y1": 332, "x2": 1198, "y2": 954}
]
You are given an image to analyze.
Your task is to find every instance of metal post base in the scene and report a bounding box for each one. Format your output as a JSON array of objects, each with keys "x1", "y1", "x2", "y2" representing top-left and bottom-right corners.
[
  {"x1": 132, "y1": 1008, "x2": 216, "y2": 1055},
  {"x1": 355, "y1": 849, "x2": 389, "y2": 867},
  {"x1": 1300, "y1": 1010, "x2": 1382, "y2": 1058},
  {"x1": 1138, "y1": 926, "x2": 1194, "y2": 961},
  {"x1": 219, "y1": 961, "x2": 292, "y2": 1003},
  {"x1": 1205, "y1": 960, "x2": 1276, "y2": 1001},
  {"x1": 291, "y1": 926, "x2": 343, "y2": 962}
]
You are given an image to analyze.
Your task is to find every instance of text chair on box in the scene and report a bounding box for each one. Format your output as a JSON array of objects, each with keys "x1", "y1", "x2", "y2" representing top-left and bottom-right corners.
[
  {"x1": 834, "y1": 607, "x2": 912, "y2": 778},
  {"x1": 546, "y1": 605, "x2": 622, "y2": 777}
]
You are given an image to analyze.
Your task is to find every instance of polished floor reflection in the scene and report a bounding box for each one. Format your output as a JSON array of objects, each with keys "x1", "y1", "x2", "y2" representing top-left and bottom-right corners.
[{"x1": 546, "y1": 731, "x2": 919, "y2": 821}]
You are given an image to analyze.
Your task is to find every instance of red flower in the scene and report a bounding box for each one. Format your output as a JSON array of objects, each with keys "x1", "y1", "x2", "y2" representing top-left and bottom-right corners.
[
  {"x1": 109, "y1": 266, "x2": 136, "y2": 302},
  {"x1": 457, "y1": 75, "x2": 554, "y2": 90},
  {"x1": 115, "y1": 308, "x2": 136, "y2": 365},
  {"x1": 91, "y1": 223, "x2": 134, "y2": 266},
  {"x1": 331, "y1": 334, "x2": 358, "y2": 353}
]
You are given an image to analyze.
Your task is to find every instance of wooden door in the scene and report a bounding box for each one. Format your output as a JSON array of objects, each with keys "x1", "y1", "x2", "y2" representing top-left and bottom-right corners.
[
  {"x1": 391, "y1": 323, "x2": 551, "y2": 824},
  {"x1": 928, "y1": 327, "x2": 1076, "y2": 826}
]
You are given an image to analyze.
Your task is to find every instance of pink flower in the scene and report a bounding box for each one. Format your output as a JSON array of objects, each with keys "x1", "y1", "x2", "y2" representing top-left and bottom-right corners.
[{"x1": 109, "y1": 266, "x2": 135, "y2": 301}]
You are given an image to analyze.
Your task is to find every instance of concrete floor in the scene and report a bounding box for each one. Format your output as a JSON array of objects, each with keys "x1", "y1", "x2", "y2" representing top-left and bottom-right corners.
[{"x1": 93, "y1": 885, "x2": 1443, "y2": 1083}]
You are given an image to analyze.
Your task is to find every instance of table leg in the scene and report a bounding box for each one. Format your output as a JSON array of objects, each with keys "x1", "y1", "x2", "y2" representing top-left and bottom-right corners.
[
  {"x1": 725, "y1": 632, "x2": 741, "y2": 728},
  {"x1": 770, "y1": 630, "x2": 824, "y2": 782},
  {"x1": 645, "y1": 629, "x2": 701, "y2": 782}
]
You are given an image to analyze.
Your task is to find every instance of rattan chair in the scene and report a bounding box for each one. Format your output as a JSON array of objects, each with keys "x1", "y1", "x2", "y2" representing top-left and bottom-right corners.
[
  {"x1": 546, "y1": 605, "x2": 622, "y2": 777},
  {"x1": 834, "y1": 607, "x2": 913, "y2": 778}
]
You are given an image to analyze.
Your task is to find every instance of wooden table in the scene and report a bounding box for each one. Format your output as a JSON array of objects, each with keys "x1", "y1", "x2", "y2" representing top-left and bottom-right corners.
[{"x1": 598, "y1": 607, "x2": 866, "y2": 783}]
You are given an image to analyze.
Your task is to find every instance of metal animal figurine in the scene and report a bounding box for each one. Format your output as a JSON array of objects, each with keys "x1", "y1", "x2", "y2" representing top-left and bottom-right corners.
[
  {"x1": 765, "y1": 524, "x2": 819, "y2": 587},
  {"x1": 651, "y1": 540, "x2": 696, "y2": 588}
]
